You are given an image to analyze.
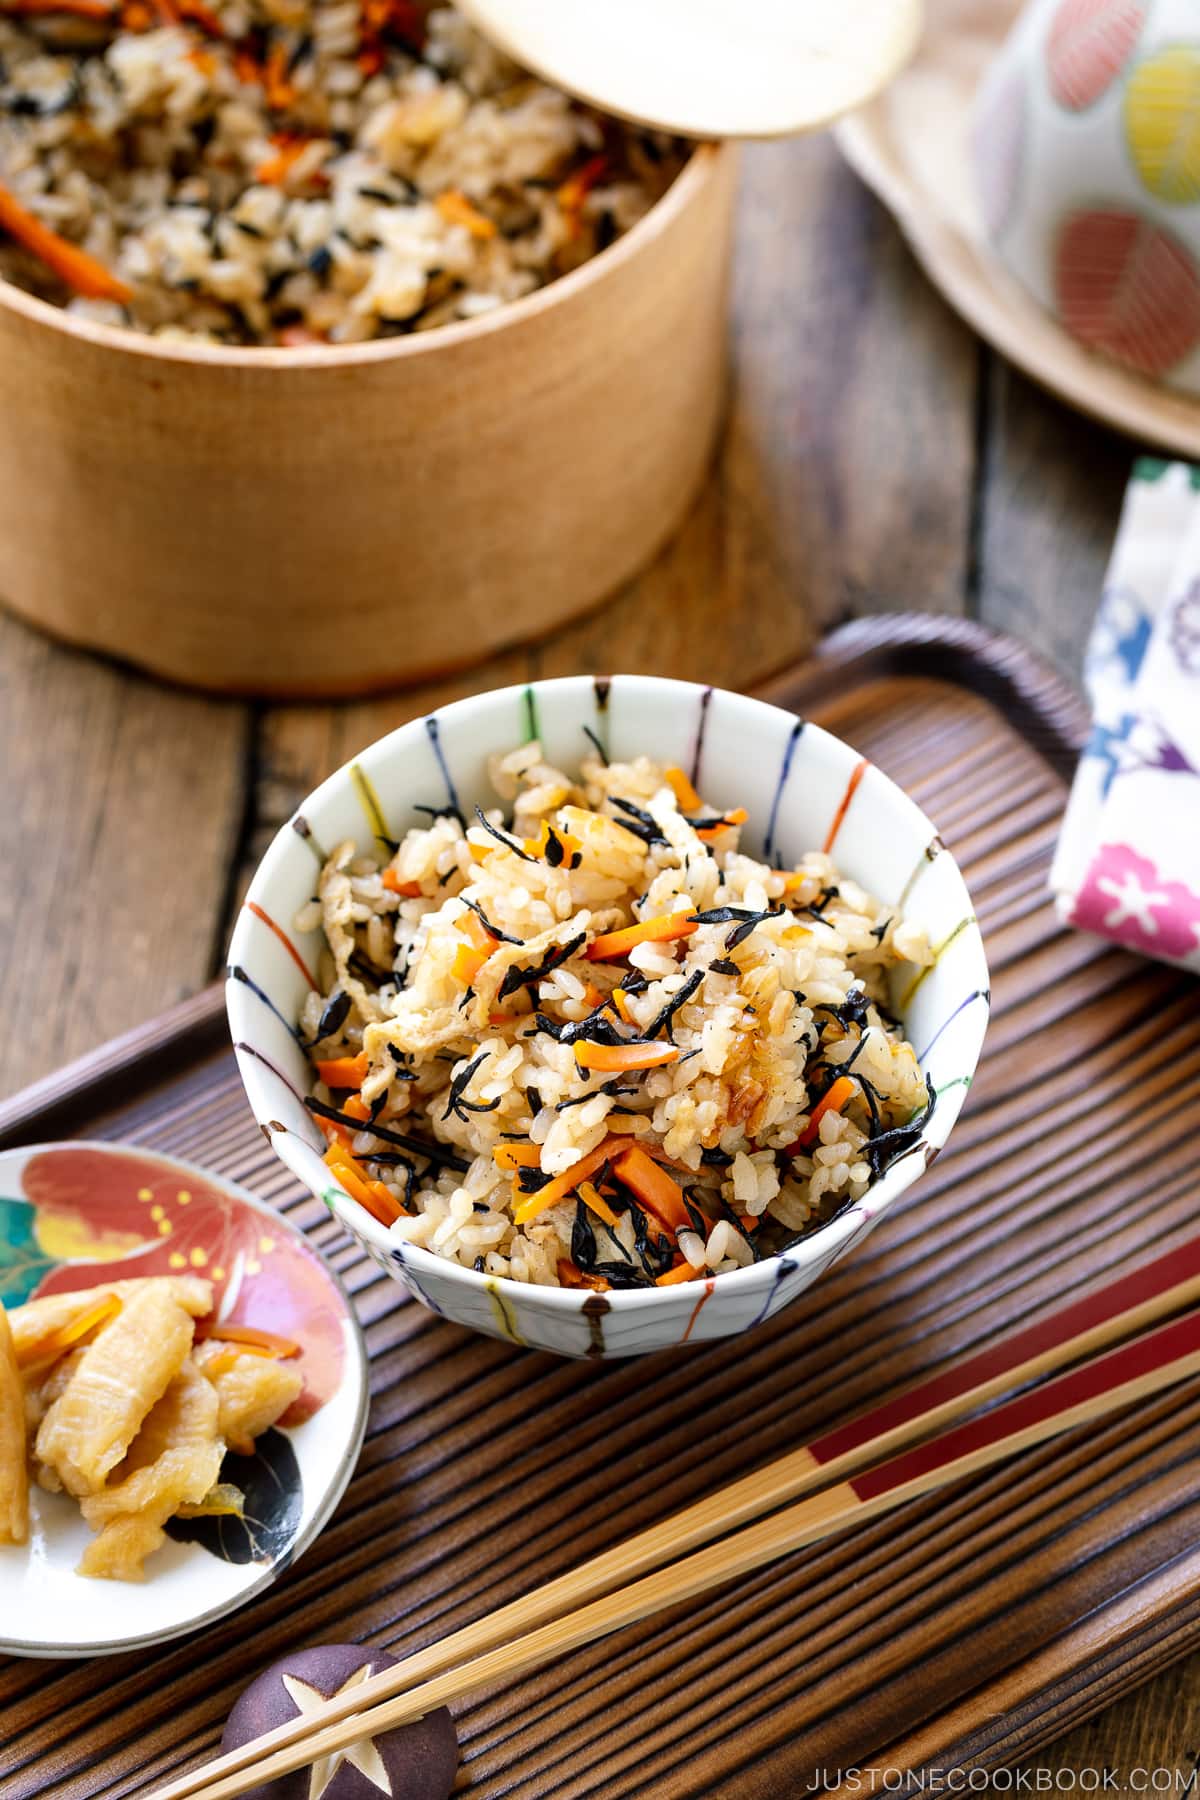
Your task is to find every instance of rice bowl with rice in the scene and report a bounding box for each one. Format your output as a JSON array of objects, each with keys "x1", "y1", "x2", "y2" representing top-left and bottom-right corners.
[
  {"x1": 298, "y1": 741, "x2": 938, "y2": 1292},
  {"x1": 0, "y1": 1, "x2": 686, "y2": 344}
]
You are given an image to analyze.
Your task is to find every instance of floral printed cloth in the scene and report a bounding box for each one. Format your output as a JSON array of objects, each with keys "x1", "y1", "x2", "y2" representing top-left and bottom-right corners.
[{"x1": 1051, "y1": 457, "x2": 1200, "y2": 974}]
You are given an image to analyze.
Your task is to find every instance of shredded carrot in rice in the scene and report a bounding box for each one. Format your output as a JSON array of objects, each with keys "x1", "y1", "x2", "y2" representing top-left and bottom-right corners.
[
  {"x1": 316, "y1": 1092, "x2": 370, "y2": 1147},
  {"x1": 0, "y1": 180, "x2": 131, "y2": 302},
  {"x1": 452, "y1": 942, "x2": 489, "y2": 986},
  {"x1": 262, "y1": 40, "x2": 296, "y2": 108},
  {"x1": 664, "y1": 766, "x2": 703, "y2": 813},
  {"x1": 788, "y1": 1074, "x2": 858, "y2": 1153},
  {"x1": 555, "y1": 153, "x2": 608, "y2": 214},
  {"x1": 382, "y1": 869, "x2": 422, "y2": 896},
  {"x1": 654, "y1": 1261, "x2": 697, "y2": 1287},
  {"x1": 577, "y1": 1181, "x2": 618, "y2": 1229},
  {"x1": 255, "y1": 135, "x2": 318, "y2": 187},
  {"x1": 556, "y1": 1257, "x2": 609, "y2": 1292},
  {"x1": 4, "y1": 0, "x2": 115, "y2": 18},
  {"x1": 316, "y1": 1052, "x2": 369, "y2": 1089},
  {"x1": 435, "y1": 189, "x2": 496, "y2": 239},
  {"x1": 512, "y1": 1134, "x2": 627, "y2": 1227},
  {"x1": 586, "y1": 913, "x2": 698, "y2": 961},
  {"x1": 613, "y1": 1146, "x2": 691, "y2": 1235},
  {"x1": 574, "y1": 1040, "x2": 680, "y2": 1073},
  {"x1": 493, "y1": 1141, "x2": 541, "y2": 1171},
  {"x1": 696, "y1": 808, "x2": 748, "y2": 841},
  {"x1": 323, "y1": 1142, "x2": 404, "y2": 1226}
]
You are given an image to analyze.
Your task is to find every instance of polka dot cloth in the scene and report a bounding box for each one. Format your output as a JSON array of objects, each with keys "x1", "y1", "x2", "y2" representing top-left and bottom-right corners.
[{"x1": 972, "y1": 0, "x2": 1200, "y2": 393}]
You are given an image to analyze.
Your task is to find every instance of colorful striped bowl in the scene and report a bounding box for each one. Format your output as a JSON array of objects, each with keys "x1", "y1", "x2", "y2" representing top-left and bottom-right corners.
[{"x1": 227, "y1": 677, "x2": 989, "y2": 1359}]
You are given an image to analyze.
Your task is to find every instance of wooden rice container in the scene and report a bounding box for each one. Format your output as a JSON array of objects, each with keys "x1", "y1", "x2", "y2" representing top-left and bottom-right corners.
[{"x1": 0, "y1": 142, "x2": 736, "y2": 697}]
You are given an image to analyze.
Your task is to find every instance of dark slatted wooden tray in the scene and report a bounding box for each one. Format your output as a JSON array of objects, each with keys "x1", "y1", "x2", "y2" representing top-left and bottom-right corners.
[{"x1": 5, "y1": 616, "x2": 1200, "y2": 1800}]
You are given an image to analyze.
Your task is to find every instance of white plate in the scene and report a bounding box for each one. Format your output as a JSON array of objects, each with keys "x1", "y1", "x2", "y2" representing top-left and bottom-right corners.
[{"x1": 0, "y1": 1140, "x2": 368, "y2": 1657}]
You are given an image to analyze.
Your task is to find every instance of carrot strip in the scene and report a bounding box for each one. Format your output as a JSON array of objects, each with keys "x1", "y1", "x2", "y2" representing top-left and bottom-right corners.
[
  {"x1": 555, "y1": 153, "x2": 608, "y2": 213},
  {"x1": 613, "y1": 1145, "x2": 691, "y2": 1235},
  {"x1": 315, "y1": 1091, "x2": 369, "y2": 1146},
  {"x1": 512, "y1": 1134, "x2": 625, "y2": 1227},
  {"x1": 4, "y1": 0, "x2": 115, "y2": 17},
  {"x1": 523, "y1": 819, "x2": 583, "y2": 863},
  {"x1": 0, "y1": 180, "x2": 131, "y2": 303},
  {"x1": 577, "y1": 1180, "x2": 618, "y2": 1229},
  {"x1": 207, "y1": 1323, "x2": 300, "y2": 1359},
  {"x1": 655, "y1": 1261, "x2": 697, "y2": 1287},
  {"x1": 177, "y1": 0, "x2": 225, "y2": 33},
  {"x1": 255, "y1": 135, "x2": 315, "y2": 186},
  {"x1": 575, "y1": 1040, "x2": 680, "y2": 1073},
  {"x1": 611, "y1": 987, "x2": 633, "y2": 1023},
  {"x1": 315, "y1": 1051, "x2": 369, "y2": 1089},
  {"x1": 556, "y1": 1258, "x2": 610, "y2": 1293},
  {"x1": 460, "y1": 912, "x2": 498, "y2": 953},
  {"x1": 452, "y1": 942, "x2": 488, "y2": 986},
  {"x1": 493, "y1": 1141, "x2": 541, "y2": 1172},
  {"x1": 263, "y1": 39, "x2": 295, "y2": 107},
  {"x1": 696, "y1": 808, "x2": 748, "y2": 842},
  {"x1": 787, "y1": 1074, "x2": 858, "y2": 1154},
  {"x1": 435, "y1": 189, "x2": 495, "y2": 239},
  {"x1": 323, "y1": 1143, "x2": 403, "y2": 1226},
  {"x1": 382, "y1": 868, "x2": 422, "y2": 897},
  {"x1": 586, "y1": 913, "x2": 698, "y2": 961},
  {"x1": 16, "y1": 1294, "x2": 121, "y2": 1370},
  {"x1": 664, "y1": 766, "x2": 703, "y2": 813}
]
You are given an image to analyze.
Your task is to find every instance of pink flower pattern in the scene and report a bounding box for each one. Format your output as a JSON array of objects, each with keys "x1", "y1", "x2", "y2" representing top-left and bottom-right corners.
[{"x1": 1070, "y1": 842, "x2": 1200, "y2": 961}]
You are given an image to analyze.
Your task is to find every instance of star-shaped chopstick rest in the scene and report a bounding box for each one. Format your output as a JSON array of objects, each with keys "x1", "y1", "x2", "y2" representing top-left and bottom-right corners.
[{"x1": 221, "y1": 1645, "x2": 458, "y2": 1800}]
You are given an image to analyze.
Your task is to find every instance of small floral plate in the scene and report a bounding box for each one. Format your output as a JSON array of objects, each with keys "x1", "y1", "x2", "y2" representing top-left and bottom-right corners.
[{"x1": 0, "y1": 1141, "x2": 368, "y2": 1658}]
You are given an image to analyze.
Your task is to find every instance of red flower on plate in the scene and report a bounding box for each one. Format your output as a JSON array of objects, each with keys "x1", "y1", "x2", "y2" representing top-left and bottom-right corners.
[
  {"x1": 1069, "y1": 842, "x2": 1200, "y2": 962},
  {"x1": 23, "y1": 1146, "x2": 345, "y2": 1425}
]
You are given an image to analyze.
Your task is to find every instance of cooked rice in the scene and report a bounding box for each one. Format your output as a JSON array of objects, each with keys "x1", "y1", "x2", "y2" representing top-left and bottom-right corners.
[
  {"x1": 298, "y1": 743, "x2": 935, "y2": 1292},
  {"x1": 0, "y1": 1, "x2": 685, "y2": 343}
]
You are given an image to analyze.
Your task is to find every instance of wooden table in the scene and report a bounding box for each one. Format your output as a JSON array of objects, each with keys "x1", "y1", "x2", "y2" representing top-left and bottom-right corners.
[{"x1": 0, "y1": 137, "x2": 1183, "y2": 1783}]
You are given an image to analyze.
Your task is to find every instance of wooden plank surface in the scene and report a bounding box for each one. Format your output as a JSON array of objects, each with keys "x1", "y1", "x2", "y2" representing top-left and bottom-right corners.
[
  {"x1": 1, "y1": 127, "x2": 1183, "y2": 1787},
  {"x1": 4, "y1": 627, "x2": 1200, "y2": 1800}
]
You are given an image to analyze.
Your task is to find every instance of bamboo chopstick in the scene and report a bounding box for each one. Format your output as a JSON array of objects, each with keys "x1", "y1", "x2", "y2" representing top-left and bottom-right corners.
[
  {"x1": 147, "y1": 1236, "x2": 1200, "y2": 1800},
  {"x1": 162, "y1": 1302, "x2": 1200, "y2": 1800}
]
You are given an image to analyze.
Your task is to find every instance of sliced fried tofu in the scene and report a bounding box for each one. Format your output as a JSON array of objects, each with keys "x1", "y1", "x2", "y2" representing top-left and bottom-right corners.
[
  {"x1": 35, "y1": 1282, "x2": 200, "y2": 1496},
  {"x1": 0, "y1": 1304, "x2": 28, "y2": 1545},
  {"x1": 10, "y1": 1277, "x2": 212, "y2": 1367},
  {"x1": 194, "y1": 1341, "x2": 304, "y2": 1455},
  {"x1": 78, "y1": 1359, "x2": 224, "y2": 1580}
]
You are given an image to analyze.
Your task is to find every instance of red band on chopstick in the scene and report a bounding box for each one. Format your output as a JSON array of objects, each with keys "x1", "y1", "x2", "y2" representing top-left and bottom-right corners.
[
  {"x1": 850, "y1": 1304, "x2": 1200, "y2": 1503},
  {"x1": 810, "y1": 1234, "x2": 1200, "y2": 1466}
]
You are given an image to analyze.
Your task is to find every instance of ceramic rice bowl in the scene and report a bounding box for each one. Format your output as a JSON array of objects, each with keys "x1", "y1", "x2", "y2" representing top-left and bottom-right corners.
[{"x1": 227, "y1": 675, "x2": 989, "y2": 1358}]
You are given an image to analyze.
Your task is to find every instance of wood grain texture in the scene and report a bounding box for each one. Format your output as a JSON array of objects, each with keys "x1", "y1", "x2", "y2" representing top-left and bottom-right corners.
[
  {"x1": 0, "y1": 610, "x2": 249, "y2": 1090},
  {"x1": 0, "y1": 145, "x2": 735, "y2": 696},
  {"x1": 976, "y1": 361, "x2": 1134, "y2": 680},
  {"x1": 0, "y1": 123, "x2": 1187, "y2": 1781},
  {"x1": 247, "y1": 136, "x2": 982, "y2": 908},
  {"x1": 4, "y1": 623, "x2": 1200, "y2": 1800}
]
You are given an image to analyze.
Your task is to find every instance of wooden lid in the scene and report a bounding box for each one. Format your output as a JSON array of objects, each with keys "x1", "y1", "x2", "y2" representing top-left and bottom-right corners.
[{"x1": 454, "y1": 0, "x2": 925, "y2": 139}]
